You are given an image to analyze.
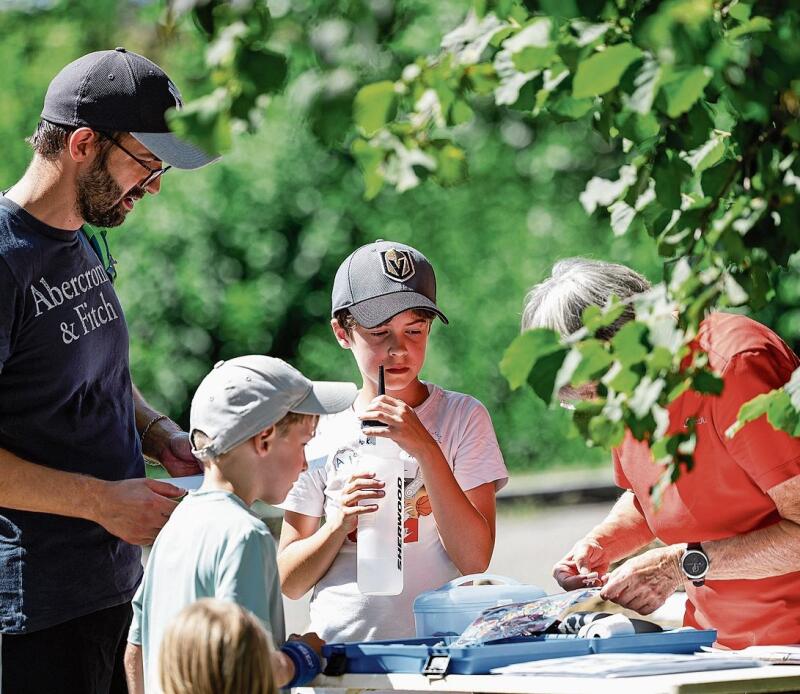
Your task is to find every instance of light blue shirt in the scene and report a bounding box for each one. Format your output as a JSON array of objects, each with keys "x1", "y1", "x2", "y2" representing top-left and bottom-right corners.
[{"x1": 128, "y1": 489, "x2": 285, "y2": 692}]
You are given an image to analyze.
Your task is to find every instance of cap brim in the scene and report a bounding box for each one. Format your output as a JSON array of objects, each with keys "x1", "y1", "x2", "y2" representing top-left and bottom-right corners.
[
  {"x1": 131, "y1": 131, "x2": 220, "y2": 170},
  {"x1": 292, "y1": 381, "x2": 358, "y2": 416},
  {"x1": 346, "y1": 292, "x2": 449, "y2": 329}
]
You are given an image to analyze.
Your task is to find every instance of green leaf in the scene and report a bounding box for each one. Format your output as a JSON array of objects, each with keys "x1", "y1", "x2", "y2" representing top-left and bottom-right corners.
[
  {"x1": 571, "y1": 20, "x2": 611, "y2": 47},
  {"x1": 351, "y1": 138, "x2": 385, "y2": 200},
  {"x1": 500, "y1": 328, "x2": 563, "y2": 390},
  {"x1": 625, "y1": 57, "x2": 661, "y2": 115},
  {"x1": 353, "y1": 81, "x2": 397, "y2": 136},
  {"x1": 580, "y1": 165, "x2": 638, "y2": 214},
  {"x1": 572, "y1": 339, "x2": 615, "y2": 383},
  {"x1": 766, "y1": 391, "x2": 800, "y2": 435},
  {"x1": 235, "y1": 46, "x2": 287, "y2": 95},
  {"x1": 588, "y1": 414, "x2": 625, "y2": 448},
  {"x1": 167, "y1": 91, "x2": 230, "y2": 156},
  {"x1": 527, "y1": 347, "x2": 569, "y2": 404},
  {"x1": 549, "y1": 94, "x2": 595, "y2": 119},
  {"x1": 572, "y1": 43, "x2": 643, "y2": 99},
  {"x1": 616, "y1": 111, "x2": 660, "y2": 144},
  {"x1": 605, "y1": 362, "x2": 641, "y2": 394},
  {"x1": 628, "y1": 376, "x2": 666, "y2": 418},
  {"x1": 451, "y1": 99, "x2": 474, "y2": 125},
  {"x1": 612, "y1": 321, "x2": 649, "y2": 365},
  {"x1": 727, "y1": 390, "x2": 774, "y2": 438},
  {"x1": 609, "y1": 201, "x2": 636, "y2": 236},
  {"x1": 785, "y1": 121, "x2": 800, "y2": 144},
  {"x1": 648, "y1": 346, "x2": 674, "y2": 372},
  {"x1": 728, "y1": 3, "x2": 751, "y2": 21},
  {"x1": 653, "y1": 151, "x2": 690, "y2": 210},
  {"x1": 691, "y1": 370, "x2": 724, "y2": 395},
  {"x1": 433, "y1": 144, "x2": 468, "y2": 186},
  {"x1": 582, "y1": 300, "x2": 626, "y2": 333},
  {"x1": 466, "y1": 64, "x2": 499, "y2": 95},
  {"x1": 701, "y1": 160, "x2": 738, "y2": 198},
  {"x1": 728, "y1": 16, "x2": 771, "y2": 40},
  {"x1": 680, "y1": 133, "x2": 727, "y2": 173},
  {"x1": 513, "y1": 46, "x2": 557, "y2": 71},
  {"x1": 667, "y1": 377, "x2": 692, "y2": 402},
  {"x1": 661, "y1": 66, "x2": 712, "y2": 118}
]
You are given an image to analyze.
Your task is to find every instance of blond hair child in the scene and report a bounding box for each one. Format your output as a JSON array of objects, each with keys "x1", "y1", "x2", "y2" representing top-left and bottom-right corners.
[{"x1": 159, "y1": 598, "x2": 276, "y2": 694}]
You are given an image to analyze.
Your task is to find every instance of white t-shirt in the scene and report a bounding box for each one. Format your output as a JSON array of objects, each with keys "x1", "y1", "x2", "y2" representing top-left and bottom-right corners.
[{"x1": 281, "y1": 382, "x2": 508, "y2": 643}]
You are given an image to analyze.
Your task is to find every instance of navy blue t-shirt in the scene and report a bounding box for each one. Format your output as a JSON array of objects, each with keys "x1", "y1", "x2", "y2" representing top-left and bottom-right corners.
[{"x1": 0, "y1": 196, "x2": 143, "y2": 633}]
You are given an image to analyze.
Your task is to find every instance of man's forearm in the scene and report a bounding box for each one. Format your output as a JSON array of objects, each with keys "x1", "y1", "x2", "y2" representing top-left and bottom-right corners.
[
  {"x1": 0, "y1": 446, "x2": 104, "y2": 522},
  {"x1": 705, "y1": 519, "x2": 800, "y2": 580},
  {"x1": 589, "y1": 491, "x2": 655, "y2": 562},
  {"x1": 132, "y1": 385, "x2": 181, "y2": 459}
]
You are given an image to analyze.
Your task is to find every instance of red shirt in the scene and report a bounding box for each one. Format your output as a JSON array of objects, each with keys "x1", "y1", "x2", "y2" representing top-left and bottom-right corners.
[{"x1": 614, "y1": 312, "x2": 800, "y2": 648}]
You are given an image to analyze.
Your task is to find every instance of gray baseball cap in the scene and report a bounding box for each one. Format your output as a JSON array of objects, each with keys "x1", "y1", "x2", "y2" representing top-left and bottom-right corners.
[
  {"x1": 190, "y1": 355, "x2": 357, "y2": 457},
  {"x1": 331, "y1": 240, "x2": 448, "y2": 329}
]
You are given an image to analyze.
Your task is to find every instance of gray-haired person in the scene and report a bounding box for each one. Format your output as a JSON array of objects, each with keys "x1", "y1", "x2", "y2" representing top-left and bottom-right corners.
[
  {"x1": 525, "y1": 258, "x2": 800, "y2": 650},
  {"x1": 0, "y1": 50, "x2": 217, "y2": 692}
]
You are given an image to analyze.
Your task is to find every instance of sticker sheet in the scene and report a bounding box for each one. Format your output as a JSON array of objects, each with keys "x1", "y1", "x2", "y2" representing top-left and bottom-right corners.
[{"x1": 453, "y1": 589, "x2": 601, "y2": 647}]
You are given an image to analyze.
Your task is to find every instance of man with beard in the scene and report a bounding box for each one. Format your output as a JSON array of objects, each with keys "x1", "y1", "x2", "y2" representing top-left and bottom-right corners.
[{"x1": 0, "y1": 49, "x2": 218, "y2": 693}]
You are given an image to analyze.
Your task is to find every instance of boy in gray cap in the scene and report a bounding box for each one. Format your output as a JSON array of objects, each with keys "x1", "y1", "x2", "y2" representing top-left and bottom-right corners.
[
  {"x1": 125, "y1": 356, "x2": 357, "y2": 694},
  {"x1": 278, "y1": 241, "x2": 509, "y2": 642}
]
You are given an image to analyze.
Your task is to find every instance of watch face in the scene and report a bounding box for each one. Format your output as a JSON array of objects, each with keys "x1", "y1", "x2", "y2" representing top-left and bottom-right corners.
[{"x1": 682, "y1": 550, "x2": 708, "y2": 578}]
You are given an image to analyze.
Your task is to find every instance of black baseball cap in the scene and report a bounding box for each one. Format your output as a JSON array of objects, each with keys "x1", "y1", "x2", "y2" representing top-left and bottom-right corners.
[
  {"x1": 332, "y1": 240, "x2": 448, "y2": 328},
  {"x1": 41, "y1": 48, "x2": 218, "y2": 169}
]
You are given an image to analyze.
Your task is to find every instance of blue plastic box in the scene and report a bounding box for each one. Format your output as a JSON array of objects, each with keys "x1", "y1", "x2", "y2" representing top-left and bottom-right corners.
[
  {"x1": 412, "y1": 574, "x2": 547, "y2": 637},
  {"x1": 323, "y1": 630, "x2": 718, "y2": 676}
]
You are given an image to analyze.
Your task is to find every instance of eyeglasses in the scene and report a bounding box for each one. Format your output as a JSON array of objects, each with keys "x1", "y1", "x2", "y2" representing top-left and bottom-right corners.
[{"x1": 99, "y1": 132, "x2": 171, "y2": 188}]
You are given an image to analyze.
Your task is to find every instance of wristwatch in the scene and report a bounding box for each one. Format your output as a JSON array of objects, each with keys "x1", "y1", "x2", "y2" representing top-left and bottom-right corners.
[{"x1": 681, "y1": 542, "x2": 710, "y2": 587}]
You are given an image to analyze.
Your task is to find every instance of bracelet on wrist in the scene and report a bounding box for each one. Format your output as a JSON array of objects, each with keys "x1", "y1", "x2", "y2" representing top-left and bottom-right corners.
[
  {"x1": 282, "y1": 640, "x2": 322, "y2": 687},
  {"x1": 140, "y1": 414, "x2": 170, "y2": 460}
]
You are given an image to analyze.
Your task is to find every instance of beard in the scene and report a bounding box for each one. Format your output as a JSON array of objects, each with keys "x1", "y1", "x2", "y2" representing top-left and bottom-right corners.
[{"x1": 75, "y1": 157, "x2": 144, "y2": 228}]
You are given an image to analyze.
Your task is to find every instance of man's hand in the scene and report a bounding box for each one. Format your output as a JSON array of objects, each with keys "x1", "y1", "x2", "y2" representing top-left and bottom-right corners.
[
  {"x1": 360, "y1": 394, "x2": 436, "y2": 459},
  {"x1": 329, "y1": 473, "x2": 383, "y2": 536},
  {"x1": 154, "y1": 431, "x2": 202, "y2": 477},
  {"x1": 553, "y1": 536, "x2": 610, "y2": 591},
  {"x1": 600, "y1": 546, "x2": 684, "y2": 614},
  {"x1": 92, "y1": 478, "x2": 185, "y2": 545}
]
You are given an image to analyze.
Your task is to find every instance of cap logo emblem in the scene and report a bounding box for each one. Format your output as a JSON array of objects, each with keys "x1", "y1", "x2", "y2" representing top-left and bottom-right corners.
[{"x1": 381, "y1": 248, "x2": 415, "y2": 282}]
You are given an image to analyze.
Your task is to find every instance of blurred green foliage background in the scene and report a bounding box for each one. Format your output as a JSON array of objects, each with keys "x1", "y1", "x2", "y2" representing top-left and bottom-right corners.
[{"x1": 1, "y1": 0, "x2": 695, "y2": 472}]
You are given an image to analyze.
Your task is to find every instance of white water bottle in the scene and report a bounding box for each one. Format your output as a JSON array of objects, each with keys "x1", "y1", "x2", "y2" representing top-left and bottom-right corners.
[{"x1": 357, "y1": 436, "x2": 405, "y2": 596}]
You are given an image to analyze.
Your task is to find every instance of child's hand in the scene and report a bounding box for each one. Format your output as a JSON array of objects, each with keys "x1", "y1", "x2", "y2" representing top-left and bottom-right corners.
[
  {"x1": 287, "y1": 632, "x2": 325, "y2": 657},
  {"x1": 360, "y1": 394, "x2": 436, "y2": 458},
  {"x1": 329, "y1": 472, "x2": 384, "y2": 536}
]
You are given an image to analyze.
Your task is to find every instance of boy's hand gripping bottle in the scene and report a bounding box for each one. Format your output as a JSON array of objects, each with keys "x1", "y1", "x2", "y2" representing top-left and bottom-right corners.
[{"x1": 357, "y1": 366, "x2": 405, "y2": 595}]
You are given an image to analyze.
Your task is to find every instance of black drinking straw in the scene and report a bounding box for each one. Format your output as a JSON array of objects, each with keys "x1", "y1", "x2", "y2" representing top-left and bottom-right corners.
[{"x1": 361, "y1": 364, "x2": 388, "y2": 429}]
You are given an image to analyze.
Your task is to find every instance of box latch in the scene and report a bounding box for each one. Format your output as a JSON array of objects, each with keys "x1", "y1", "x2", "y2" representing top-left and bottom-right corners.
[{"x1": 421, "y1": 654, "x2": 451, "y2": 679}]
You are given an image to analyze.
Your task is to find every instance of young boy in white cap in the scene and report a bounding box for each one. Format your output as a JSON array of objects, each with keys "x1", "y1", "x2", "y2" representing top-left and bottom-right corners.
[
  {"x1": 124, "y1": 356, "x2": 357, "y2": 693},
  {"x1": 277, "y1": 241, "x2": 509, "y2": 642}
]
